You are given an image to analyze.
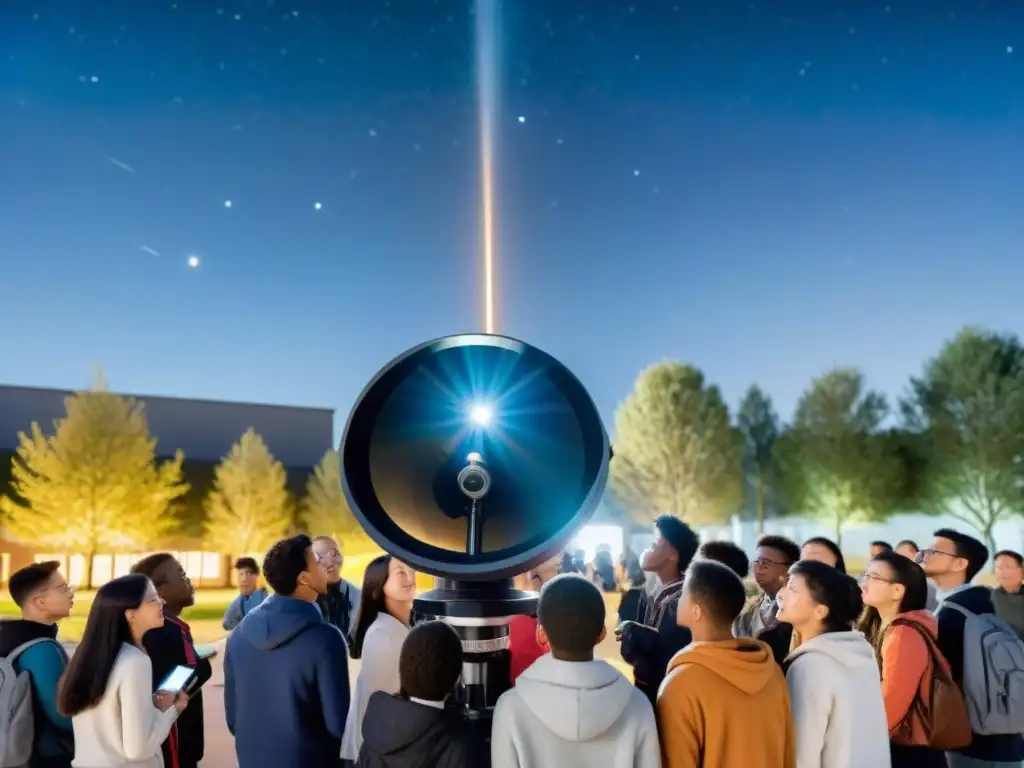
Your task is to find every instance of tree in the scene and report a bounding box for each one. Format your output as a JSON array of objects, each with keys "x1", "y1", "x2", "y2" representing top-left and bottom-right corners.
[
  {"x1": 204, "y1": 429, "x2": 291, "y2": 555},
  {"x1": 778, "y1": 367, "x2": 903, "y2": 545},
  {"x1": 901, "y1": 327, "x2": 1024, "y2": 555},
  {"x1": 303, "y1": 450, "x2": 372, "y2": 550},
  {"x1": 737, "y1": 385, "x2": 780, "y2": 535},
  {"x1": 0, "y1": 381, "x2": 188, "y2": 588},
  {"x1": 609, "y1": 361, "x2": 741, "y2": 525}
]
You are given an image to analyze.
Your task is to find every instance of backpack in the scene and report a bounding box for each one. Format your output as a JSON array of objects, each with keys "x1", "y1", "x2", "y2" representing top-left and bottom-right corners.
[
  {"x1": 888, "y1": 618, "x2": 972, "y2": 750},
  {"x1": 943, "y1": 601, "x2": 1024, "y2": 735},
  {"x1": 0, "y1": 638, "x2": 57, "y2": 768}
]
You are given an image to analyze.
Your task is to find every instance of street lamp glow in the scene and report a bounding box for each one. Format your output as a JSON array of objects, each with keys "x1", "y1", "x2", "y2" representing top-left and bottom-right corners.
[{"x1": 468, "y1": 403, "x2": 494, "y2": 427}]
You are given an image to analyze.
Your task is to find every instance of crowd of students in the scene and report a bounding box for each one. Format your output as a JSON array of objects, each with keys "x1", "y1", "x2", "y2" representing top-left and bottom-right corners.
[{"x1": 5, "y1": 521, "x2": 1024, "y2": 767}]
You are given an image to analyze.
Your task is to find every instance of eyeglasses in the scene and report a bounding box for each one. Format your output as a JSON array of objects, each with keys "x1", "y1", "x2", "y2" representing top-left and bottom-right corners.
[
  {"x1": 753, "y1": 557, "x2": 789, "y2": 569},
  {"x1": 916, "y1": 548, "x2": 956, "y2": 562},
  {"x1": 859, "y1": 572, "x2": 895, "y2": 584}
]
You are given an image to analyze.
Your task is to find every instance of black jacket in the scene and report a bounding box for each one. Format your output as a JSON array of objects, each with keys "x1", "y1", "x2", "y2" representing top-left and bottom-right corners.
[
  {"x1": 936, "y1": 585, "x2": 1024, "y2": 763},
  {"x1": 357, "y1": 692, "x2": 489, "y2": 768},
  {"x1": 619, "y1": 579, "x2": 691, "y2": 705},
  {"x1": 317, "y1": 580, "x2": 357, "y2": 640},
  {"x1": 142, "y1": 615, "x2": 213, "y2": 768}
]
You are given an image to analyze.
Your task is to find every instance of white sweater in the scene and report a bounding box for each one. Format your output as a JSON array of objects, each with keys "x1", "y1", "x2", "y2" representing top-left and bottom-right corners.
[
  {"x1": 340, "y1": 613, "x2": 410, "y2": 760},
  {"x1": 71, "y1": 643, "x2": 179, "y2": 768},
  {"x1": 785, "y1": 632, "x2": 891, "y2": 768},
  {"x1": 491, "y1": 656, "x2": 661, "y2": 768}
]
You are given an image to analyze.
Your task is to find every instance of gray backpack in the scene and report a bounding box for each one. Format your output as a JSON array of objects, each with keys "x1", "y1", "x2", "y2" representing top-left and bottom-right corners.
[{"x1": 943, "y1": 602, "x2": 1024, "y2": 735}]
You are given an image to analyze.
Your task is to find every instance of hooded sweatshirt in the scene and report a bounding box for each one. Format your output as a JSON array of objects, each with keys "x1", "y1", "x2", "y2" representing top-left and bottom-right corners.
[
  {"x1": 224, "y1": 595, "x2": 351, "y2": 768},
  {"x1": 491, "y1": 655, "x2": 660, "y2": 768},
  {"x1": 356, "y1": 692, "x2": 489, "y2": 768},
  {"x1": 784, "y1": 631, "x2": 891, "y2": 768},
  {"x1": 0, "y1": 619, "x2": 73, "y2": 763},
  {"x1": 657, "y1": 638, "x2": 794, "y2": 768}
]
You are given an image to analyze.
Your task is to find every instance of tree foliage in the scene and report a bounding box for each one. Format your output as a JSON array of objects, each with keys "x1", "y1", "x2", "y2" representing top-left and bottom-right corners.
[
  {"x1": 303, "y1": 450, "x2": 372, "y2": 550},
  {"x1": 204, "y1": 429, "x2": 291, "y2": 554},
  {"x1": 777, "y1": 367, "x2": 903, "y2": 543},
  {"x1": 609, "y1": 361, "x2": 741, "y2": 525},
  {"x1": 0, "y1": 382, "x2": 188, "y2": 586},
  {"x1": 901, "y1": 327, "x2": 1024, "y2": 554},
  {"x1": 737, "y1": 385, "x2": 780, "y2": 533}
]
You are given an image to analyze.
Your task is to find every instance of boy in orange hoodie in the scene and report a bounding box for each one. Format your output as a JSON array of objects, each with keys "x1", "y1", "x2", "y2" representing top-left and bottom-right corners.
[{"x1": 656, "y1": 560, "x2": 795, "y2": 768}]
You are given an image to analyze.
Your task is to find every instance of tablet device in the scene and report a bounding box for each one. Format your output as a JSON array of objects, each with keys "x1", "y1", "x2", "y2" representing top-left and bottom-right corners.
[{"x1": 157, "y1": 665, "x2": 196, "y2": 694}]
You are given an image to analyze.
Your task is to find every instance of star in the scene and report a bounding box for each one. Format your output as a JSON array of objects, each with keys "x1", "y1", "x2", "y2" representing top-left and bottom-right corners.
[
  {"x1": 223, "y1": 200, "x2": 233, "y2": 208},
  {"x1": 1008, "y1": 46, "x2": 1014, "y2": 54},
  {"x1": 633, "y1": 169, "x2": 640, "y2": 177},
  {"x1": 314, "y1": 201, "x2": 323, "y2": 210},
  {"x1": 517, "y1": 116, "x2": 526, "y2": 123},
  {"x1": 187, "y1": 255, "x2": 200, "y2": 269}
]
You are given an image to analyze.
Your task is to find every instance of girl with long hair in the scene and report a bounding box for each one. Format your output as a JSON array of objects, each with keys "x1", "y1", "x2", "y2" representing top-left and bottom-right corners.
[
  {"x1": 58, "y1": 574, "x2": 187, "y2": 767},
  {"x1": 800, "y1": 536, "x2": 847, "y2": 574},
  {"x1": 777, "y1": 560, "x2": 890, "y2": 768},
  {"x1": 859, "y1": 551, "x2": 956, "y2": 768},
  {"x1": 340, "y1": 554, "x2": 416, "y2": 764}
]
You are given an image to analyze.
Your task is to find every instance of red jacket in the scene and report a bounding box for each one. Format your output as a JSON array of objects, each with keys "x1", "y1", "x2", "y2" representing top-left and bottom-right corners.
[{"x1": 509, "y1": 614, "x2": 550, "y2": 683}]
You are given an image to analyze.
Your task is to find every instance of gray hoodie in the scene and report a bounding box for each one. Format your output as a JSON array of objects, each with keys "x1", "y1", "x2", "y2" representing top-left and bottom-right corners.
[{"x1": 490, "y1": 655, "x2": 661, "y2": 768}]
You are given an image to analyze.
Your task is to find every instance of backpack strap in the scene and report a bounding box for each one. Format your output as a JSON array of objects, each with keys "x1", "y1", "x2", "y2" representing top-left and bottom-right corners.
[
  {"x1": 890, "y1": 618, "x2": 954, "y2": 681},
  {"x1": 940, "y1": 602, "x2": 973, "y2": 619},
  {"x1": 6, "y1": 637, "x2": 57, "y2": 665}
]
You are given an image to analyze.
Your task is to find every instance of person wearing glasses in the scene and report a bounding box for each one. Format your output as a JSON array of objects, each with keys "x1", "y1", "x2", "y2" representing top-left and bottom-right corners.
[
  {"x1": 0, "y1": 561, "x2": 76, "y2": 768},
  {"x1": 734, "y1": 535, "x2": 801, "y2": 665},
  {"x1": 312, "y1": 536, "x2": 361, "y2": 641}
]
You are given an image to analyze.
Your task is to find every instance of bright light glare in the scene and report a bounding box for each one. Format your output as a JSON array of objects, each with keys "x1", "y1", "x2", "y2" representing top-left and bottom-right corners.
[
  {"x1": 466, "y1": 452, "x2": 483, "y2": 463},
  {"x1": 468, "y1": 403, "x2": 494, "y2": 427}
]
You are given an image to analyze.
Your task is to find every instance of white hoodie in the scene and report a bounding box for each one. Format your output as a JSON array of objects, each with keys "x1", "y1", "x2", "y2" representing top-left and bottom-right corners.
[
  {"x1": 785, "y1": 631, "x2": 891, "y2": 768},
  {"x1": 491, "y1": 655, "x2": 661, "y2": 768}
]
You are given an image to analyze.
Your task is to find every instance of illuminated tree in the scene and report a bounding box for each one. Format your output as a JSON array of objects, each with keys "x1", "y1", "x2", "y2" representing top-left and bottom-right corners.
[
  {"x1": 737, "y1": 385, "x2": 781, "y2": 535},
  {"x1": 204, "y1": 429, "x2": 291, "y2": 555},
  {"x1": 0, "y1": 380, "x2": 188, "y2": 588},
  {"x1": 302, "y1": 450, "x2": 372, "y2": 550},
  {"x1": 777, "y1": 368, "x2": 902, "y2": 545},
  {"x1": 902, "y1": 327, "x2": 1024, "y2": 555},
  {"x1": 609, "y1": 362, "x2": 741, "y2": 525}
]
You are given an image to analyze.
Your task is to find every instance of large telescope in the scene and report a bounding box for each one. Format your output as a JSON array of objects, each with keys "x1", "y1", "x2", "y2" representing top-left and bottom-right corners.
[{"x1": 339, "y1": 333, "x2": 610, "y2": 735}]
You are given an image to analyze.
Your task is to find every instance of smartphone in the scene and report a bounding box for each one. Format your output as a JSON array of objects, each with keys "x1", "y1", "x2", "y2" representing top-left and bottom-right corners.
[
  {"x1": 157, "y1": 665, "x2": 196, "y2": 694},
  {"x1": 196, "y1": 646, "x2": 218, "y2": 661}
]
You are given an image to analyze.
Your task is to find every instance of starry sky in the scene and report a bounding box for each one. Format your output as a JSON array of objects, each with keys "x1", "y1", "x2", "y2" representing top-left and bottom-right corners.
[{"x1": 2, "y1": 1, "x2": 1023, "y2": 438}]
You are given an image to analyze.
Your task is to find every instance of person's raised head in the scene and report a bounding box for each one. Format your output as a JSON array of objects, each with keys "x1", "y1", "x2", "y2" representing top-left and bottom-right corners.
[
  {"x1": 350, "y1": 554, "x2": 416, "y2": 660},
  {"x1": 919, "y1": 528, "x2": 988, "y2": 589},
  {"x1": 858, "y1": 551, "x2": 929, "y2": 644},
  {"x1": 895, "y1": 540, "x2": 919, "y2": 559},
  {"x1": 57, "y1": 573, "x2": 163, "y2": 717},
  {"x1": 10, "y1": 561, "x2": 74, "y2": 623},
  {"x1": 641, "y1": 515, "x2": 699, "y2": 582},
  {"x1": 311, "y1": 535, "x2": 343, "y2": 585},
  {"x1": 800, "y1": 537, "x2": 847, "y2": 574},
  {"x1": 131, "y1": 553, "x2": 195, "y2": 614},
  {"x1": 398, "y1": 620, "x2": 464, "y2": 702},
  {"x1": 536, "y1": 574, "x2": 606, "y2": 661},
  {"x1": 752, "y1": 534, "x2": 800, "y2": 597},
  {"x1": 869, "y1": 541, "x2": 893, "y2": 558},
  {"x1": 677, "y1": 560, "x2": 747, "y2": 641},
  {"x1": 995, "y1": 550, "x2": 1024, "y2": 593},
  {"x1": 234, "y1": 557, "x2": 260, "y2": 596},
  {"x1": 262, "y1": 534, "x2": 328, "y2": 603},
  {"x1": 776, "y1": 560, "x2": 862, "y2": 643},
  {"x1": 697, "y1": 540, "x2": 750, "y2": 579}
]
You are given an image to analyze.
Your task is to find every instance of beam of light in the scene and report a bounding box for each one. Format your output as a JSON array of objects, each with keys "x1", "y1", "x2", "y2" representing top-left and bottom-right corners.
[
  {"x1": 475, "y1": 0, "x2": 500, "y2": 334},
  {"x1": 468, "y1": 402, "x2": 494, "y2": 427}
]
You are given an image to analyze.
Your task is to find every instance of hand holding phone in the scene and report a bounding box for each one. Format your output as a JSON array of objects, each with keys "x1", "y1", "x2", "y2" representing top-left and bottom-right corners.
[{"x1": 157, "y1": 665, "x2": 197, "y2": 695}]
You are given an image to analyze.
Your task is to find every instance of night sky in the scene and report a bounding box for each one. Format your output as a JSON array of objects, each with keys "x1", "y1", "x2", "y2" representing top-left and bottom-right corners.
[{"x1": 2, "y1": 1, "x2": 1023, "y2": 436}]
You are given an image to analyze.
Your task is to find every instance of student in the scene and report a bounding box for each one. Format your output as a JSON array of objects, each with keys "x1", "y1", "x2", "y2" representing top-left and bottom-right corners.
[
  {"x1": 225, "y1": 534, "x2": 350, "y2": 768},
  {"x1": 493, "y1": 574, "x2": 660, "y2": 768},
  {"x1": 131, "y1": 553, "x2": 213, "y2": 768},
  {"x1": 919, "y1": 529, "x2": 1024, "y2": 767},
  {"x1": 0, "y1": 561, "x2": 75, "y2": 768},
  {"x1": 58, "y1": 574, "x2": 187, "y2": 768},
  {"x1": 777, "y1": 559, "x2": 890, "y2": 768},
  {"x1": 657, "y1": 560, "x2": 794, "y2": 768},
  {"x1": 698, "y1": 540, "x2": 750, "y2": 579},
  {"x1": 859, "y1": 551, "x2": 962, "y2": 768},
  {"x1": 341, "y1": 555, "x2": 416, "y2": 763},
  {"x1": 509, "y1": 554, "x2": 561, "y2": 683},
  {"x1": 358, "y1": 621, "x2": 488, "y2": 767},
  {"x1": 895, "y1": 541, "x2": 937, "y2": 611},
  {"x1": 800, "y1": 537, "x2": 847, "y2": 574},
  {"x1": 617, "y1": 514, "x2": 699, "y2": 704},
  {"x1": 312, "y1": 535, "x2": 362, "y2": 639},
  {"x1": 735, "y1": 535, "x2": 800, "y2": 665},
  {"x1": 992, "y1": 549, "x2": 1024, "y2": 640},
  {"x1": 222, "y1": 557, "x2": 268, "y2": 631},
  {"x1": 871, "y1": 541, "x2": 895, "y2": 558}
]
